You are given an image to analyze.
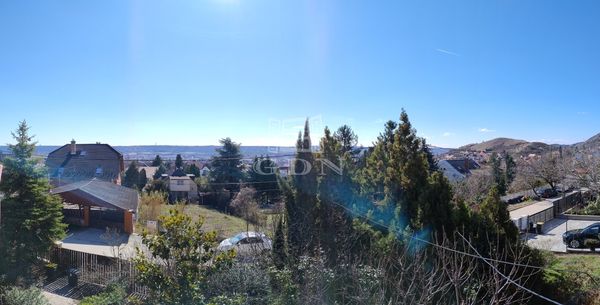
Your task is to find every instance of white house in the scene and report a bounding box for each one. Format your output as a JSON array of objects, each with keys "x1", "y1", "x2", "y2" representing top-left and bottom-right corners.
[
  {"x1": 438, "y1": 159, "x2": 480, "y2": 182},
  {"x1": 168, "y1": 168, "x2": 198, "y2": 203}
]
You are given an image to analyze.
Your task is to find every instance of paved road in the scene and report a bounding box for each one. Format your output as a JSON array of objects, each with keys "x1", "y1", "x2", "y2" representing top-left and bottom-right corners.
[{"x1": 525, "y1": 218, "x2": 599, "y2": 252}]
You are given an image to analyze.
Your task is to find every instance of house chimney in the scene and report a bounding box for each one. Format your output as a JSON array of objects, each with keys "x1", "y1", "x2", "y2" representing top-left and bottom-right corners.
[{"x1": 70, "y1": 139, "x2": 77, "y2": 155}]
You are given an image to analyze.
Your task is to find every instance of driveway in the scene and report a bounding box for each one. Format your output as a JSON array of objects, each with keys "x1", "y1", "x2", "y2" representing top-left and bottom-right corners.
[
  {"x1": 59, "y1": 227, "x2": 144, "y2": 258},
  {"x1": 524, "y1": 218, "x2": 599, "y2": 253}
]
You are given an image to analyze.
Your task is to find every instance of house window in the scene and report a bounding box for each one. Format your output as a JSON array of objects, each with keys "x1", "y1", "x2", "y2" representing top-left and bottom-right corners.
[
  {"x1": 96, "y1": 167, "x2": 103, "y2": 175},
  {"x1": 177, "y1": 180, "x2": 184, "y2": 185}
]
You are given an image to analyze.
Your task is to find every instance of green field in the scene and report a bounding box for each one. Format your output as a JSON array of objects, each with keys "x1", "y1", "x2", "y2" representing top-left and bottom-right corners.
[{"x1": 162, "y1": 204, "x2": 279, "y2": 240}]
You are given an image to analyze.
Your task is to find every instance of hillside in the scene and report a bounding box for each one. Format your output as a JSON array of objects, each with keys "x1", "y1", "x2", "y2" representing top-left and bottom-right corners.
[
  {"x1": 573, "y1": 133, "x2": 600, "y2": 151},
  {"x1": 458, "y1": 138, "x2": 551, "y2": 155}
]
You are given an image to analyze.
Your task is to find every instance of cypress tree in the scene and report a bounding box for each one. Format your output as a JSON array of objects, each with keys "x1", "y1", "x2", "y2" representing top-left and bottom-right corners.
[
  {"x1": 151, "y1": 155, "x2": 163, "y2": 167},
  {"x1": 286, "y1": 120, "x2": 319, "y2": 258},
  {"x1": 272, "y1": 217, "x2": 287, "y2": 270},
  {"x1": 138, "y1": 169, "x2": 148, "y2": 190},
  {"x1": 175, "y1": 154, "x2": 184, "y2": 169}
]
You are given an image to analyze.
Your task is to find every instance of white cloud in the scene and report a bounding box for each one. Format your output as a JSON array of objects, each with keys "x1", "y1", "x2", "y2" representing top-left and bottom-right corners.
[
  {"x1": 442, "y1": 132, "x2": 455, "y2": 137},
  {"x1": 436, "y1": 48, "x2": 460, "y2": 56},
  {"x1": 478, "y1": 128, "x2": 495, "y2": 133}
]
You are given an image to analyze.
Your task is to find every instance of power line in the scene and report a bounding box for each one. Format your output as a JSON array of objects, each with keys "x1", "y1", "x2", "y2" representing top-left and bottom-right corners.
[
  {"x1": 327, "y1": 201, "x2": 564, "y2": 304},
  {"x1": 457, "y1": 232, "x2": 563, "y2": 305}
]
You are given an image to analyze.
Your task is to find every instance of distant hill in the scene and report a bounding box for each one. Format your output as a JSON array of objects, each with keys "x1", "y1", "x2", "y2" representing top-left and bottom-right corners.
[
  {"x1": 457, "y1": 137, "x2": 565, "y2": 156},
  {"x1": 458, "y1": 138, "x2": 551, "y2": 155},
  {"x1": 0, "y1": 145, "x2": 298, "y2": 160},
  {"x1": 573, "y1": 133, "x2": 600, "y2": 151},
  {"x1": 458, "y1": 133, "x2": 600, "y2": 156}
]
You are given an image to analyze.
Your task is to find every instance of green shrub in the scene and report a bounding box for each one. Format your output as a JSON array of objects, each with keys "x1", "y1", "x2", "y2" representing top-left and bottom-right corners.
[
  {"x1": 3, "y1": 287, "x2": 49, "y2": 305},
  {"x1": 80, "y1": 283, "x2": 127, "y2": 305},
  {"x1": 584, "y1": 239, "x2": 600, "y2": 249}
]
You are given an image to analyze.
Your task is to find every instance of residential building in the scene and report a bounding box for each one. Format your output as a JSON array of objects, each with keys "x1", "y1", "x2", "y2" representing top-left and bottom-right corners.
[
  {"x1": 438, "y1": 158, "x2": 480, "y2": 182},
  {"x1": 46, "y1": 140, "x2": 124, "y2": 186},
  {"x1": 167, "y1": 168, "x2": 198, "y2": 203}
]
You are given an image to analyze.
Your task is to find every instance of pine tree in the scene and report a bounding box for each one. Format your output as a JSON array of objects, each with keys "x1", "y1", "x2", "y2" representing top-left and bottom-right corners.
[
  {"x1": 0, "y1": 121, "x2": 67, "y2": 282},
  {"x1": 272, "y1": 217, "x2": 287, "y2": 270},
  {"x1": 175, "y1": 154, "x2": 184, "y2": 169},
  {"x1": 123, "y1": 162, "x2": 140, "y2": 188},
  {"x1": 333, "y1": 125, "x2": 358, "y2": 155},
  {"x1": 151, "y1": 155, "x2": 163, "y2": 167}
]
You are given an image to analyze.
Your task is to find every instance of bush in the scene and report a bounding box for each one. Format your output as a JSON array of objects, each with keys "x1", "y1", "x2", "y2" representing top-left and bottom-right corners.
[
  {"x1": 80, "y1": 283, "x2": 127, "y2": 305},
  {"x1": 2, "y1": 287, "x2": 49, "y2": 305},
  {"x1": 205, "y1": 262, "x2": 272, "y2": 305},
  {"x1": 584, "y1": 239, "x2": 600, "y2": 250}
]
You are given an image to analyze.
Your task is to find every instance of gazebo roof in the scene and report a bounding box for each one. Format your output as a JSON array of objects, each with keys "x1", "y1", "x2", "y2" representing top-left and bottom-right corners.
[{"x1": 51, "y1": 178, "x2": 139, "y2": 211}]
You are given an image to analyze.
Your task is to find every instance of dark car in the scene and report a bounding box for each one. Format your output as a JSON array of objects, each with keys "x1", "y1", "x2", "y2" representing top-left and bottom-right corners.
[{"x1": 563, "y1": 223, "x2": 600, "y2": 249}]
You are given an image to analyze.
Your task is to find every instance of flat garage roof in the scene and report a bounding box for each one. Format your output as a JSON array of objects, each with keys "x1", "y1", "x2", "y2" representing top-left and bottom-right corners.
[{"x1": 510, "y1": 200, "x2": 554, "y2": 220}]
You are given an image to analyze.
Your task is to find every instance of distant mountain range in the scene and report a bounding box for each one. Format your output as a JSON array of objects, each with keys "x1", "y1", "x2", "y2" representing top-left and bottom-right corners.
[{"x1": 457, "y1": 132, "x2": 600, "y2": 155}]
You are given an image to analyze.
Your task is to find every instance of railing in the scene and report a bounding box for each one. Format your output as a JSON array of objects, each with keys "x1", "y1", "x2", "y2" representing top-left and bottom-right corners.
[{"x1": 49, "y1": 247, "x2": 148, "y2": 296}]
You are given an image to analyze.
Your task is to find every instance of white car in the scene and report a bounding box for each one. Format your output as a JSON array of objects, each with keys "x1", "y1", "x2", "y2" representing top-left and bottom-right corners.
[{"x1": 217, "y1": 231, "x2": 272, "y2": 257}]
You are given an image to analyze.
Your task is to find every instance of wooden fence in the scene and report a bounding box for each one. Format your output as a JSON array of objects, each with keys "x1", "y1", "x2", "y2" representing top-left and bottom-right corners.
[{"x1": 49, "y1": 247, "x2": 148, "y2": 296}]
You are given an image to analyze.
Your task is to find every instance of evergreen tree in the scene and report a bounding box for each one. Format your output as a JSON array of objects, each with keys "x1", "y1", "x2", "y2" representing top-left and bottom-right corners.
[
  {"x1": 479, "y1": 186, "x2": 519, "y2": 240},
  {"x1": 186, "y1": 163, "x2": 201, "y2": 178},
  {"x1": 138, "y1": 169, "x2": 148, "y2": 190},
  {"x1": 503, "y1": 151, "x2": 516, "y2": 187},
  {"x1": 317, "y1": 127, "x2": 355, "y2": 265},
  {"x1": 153, "y1": 164, "x2": 166, "y2": 180},
  {"x1": 490, "y1": 152, "x2": 508, "y2": 195},
  {"x1": 272, "y1": 217, "x2": 287, "y2": 270},
  {"x1": 175, "y1": 154, "x2": 184, "y2": 169},
  {"x1": 247, "y1": 156, "x2": 280, "y2": 205},
  {"x1": 386, "y1": 109, "x2": 430, "y2": 229},
  {"x1": 285, "y1": 120, "x2": 319, "y2": 259},
  {"x1": 209, "y1": 138, "x2": 244, "y2": 193},
  {"x1": 151, "y1": 155, "x2": 163, "y2": 167},
  {"x1": 123, "y1": 161, "x2": 140, "y2": 189},
  {"x1": 334, "y1": 124, "x2": 358, "y2": 154},
  {"x1": 421, "y1": 138, "x2": 439, "y2": 173},
  {"x1": 0, "y1": 121, "x2": 67, "y2": 282}
]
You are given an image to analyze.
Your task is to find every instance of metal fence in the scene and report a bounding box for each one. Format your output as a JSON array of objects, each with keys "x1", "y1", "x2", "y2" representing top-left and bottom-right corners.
[{"x1": 49, "y1": 247, "x2": 148, "y2": 296}]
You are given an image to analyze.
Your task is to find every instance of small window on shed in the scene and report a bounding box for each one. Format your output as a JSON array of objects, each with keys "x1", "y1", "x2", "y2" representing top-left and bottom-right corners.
[{"x1": 96, "y1": 166, "x2": 103, "y2": 175}]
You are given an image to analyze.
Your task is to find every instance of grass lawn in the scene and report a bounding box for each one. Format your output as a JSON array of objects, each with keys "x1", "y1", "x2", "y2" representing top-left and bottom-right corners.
[
  {"x1": 160, "y1": 204, "x2": 280, "y2": 240},
  {"x1": 550, "y1": 254, "x2": 600, "y2": 279}
]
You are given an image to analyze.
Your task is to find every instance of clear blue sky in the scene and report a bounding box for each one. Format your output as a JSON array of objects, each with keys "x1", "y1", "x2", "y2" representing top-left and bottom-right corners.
[{"x1": 1, "y1": 0, "x2": 599, "y2": 148}]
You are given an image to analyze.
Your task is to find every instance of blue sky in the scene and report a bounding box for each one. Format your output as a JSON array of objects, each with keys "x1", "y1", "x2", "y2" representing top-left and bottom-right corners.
[{"x1": 1, "y1": 0, "x2": 599, "y2": 148}]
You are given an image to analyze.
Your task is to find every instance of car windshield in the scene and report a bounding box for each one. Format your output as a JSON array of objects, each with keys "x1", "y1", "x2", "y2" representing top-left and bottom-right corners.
[{"x1": 230, "y1": 233, "x2": 247, "y2": 244}]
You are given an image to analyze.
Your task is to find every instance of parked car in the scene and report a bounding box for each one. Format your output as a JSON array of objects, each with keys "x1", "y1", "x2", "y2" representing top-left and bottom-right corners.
[
  {"x1": 217, "y1": 232, "x2": 272, "y2": 256},
  {"x1": 563, "y1": 223, "x2": 600, "y2": 249}
]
